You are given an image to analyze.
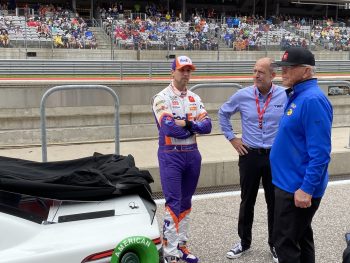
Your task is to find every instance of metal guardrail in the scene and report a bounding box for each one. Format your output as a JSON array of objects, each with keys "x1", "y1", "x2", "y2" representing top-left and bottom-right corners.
[
  {"x1": 190, "y1": 83, "x2": 243, "y2": 92},
  {"x1": 318, "y1": 80, "x2": 350, "y2": 86},
  {"x1": 190, "y1": 81, "x2": 350, "y2": 150},
  {"x1": 321, "y1": 82, "x2": 350, "y2": 149},
  {"x1": 2, "y1": 60, "x2": 350, "y2": 77},
  {"x1": 0, "y1": 60, "x2": 253, "y2": 76},
  {"x1": 40, "y1": 85, "x2": 120, "y2": 162},
  {"x1": 319, "y1": 81, "x2": 350, "y2": 150}
]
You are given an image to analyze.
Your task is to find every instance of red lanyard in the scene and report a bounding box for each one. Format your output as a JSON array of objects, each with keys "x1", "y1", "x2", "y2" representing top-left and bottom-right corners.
[{"x1": 255, "y1": 86, "x2": 274, "y2": 129}]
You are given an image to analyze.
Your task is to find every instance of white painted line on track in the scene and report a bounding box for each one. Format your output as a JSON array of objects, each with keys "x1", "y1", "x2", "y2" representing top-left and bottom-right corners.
[
  {"x1": 327, "y1": 179, "x2": 350, "y2": 186},
  {"x1": 155, "y1": 179, "x2": 350, "y2": 205}
]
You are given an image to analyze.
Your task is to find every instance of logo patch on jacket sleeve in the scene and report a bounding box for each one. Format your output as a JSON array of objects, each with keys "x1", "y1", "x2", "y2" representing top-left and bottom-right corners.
[
  {"x1": 188, "y1": 96, "x2": 195, "y2": 102},
  {"x1": 164, "y1": 116, "x2": 173, "y2": 124}
]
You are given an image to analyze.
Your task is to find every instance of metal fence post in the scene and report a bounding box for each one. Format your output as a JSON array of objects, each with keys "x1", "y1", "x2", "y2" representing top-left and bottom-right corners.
[
  {"x1": 40, "y1": 85, "x2": 120, "y2": 162},
  {"x1": 149, "y1": 62, "x2": 152, "y2": 80},
  {"x1": 120, "y1": 61, "x2": 123, "y2": 80}
]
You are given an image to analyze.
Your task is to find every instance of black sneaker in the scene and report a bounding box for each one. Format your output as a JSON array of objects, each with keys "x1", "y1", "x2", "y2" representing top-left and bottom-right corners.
[
  {"x1": 226, "y1": 242, "x2": 249, "y2": 259},
  {"x1": 270, "y1": 246, "x2": 279, "y2": 263}
]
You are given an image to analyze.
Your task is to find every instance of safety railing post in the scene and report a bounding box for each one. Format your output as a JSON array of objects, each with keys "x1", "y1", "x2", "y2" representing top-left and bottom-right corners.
[
  {"x1": 149, "y1": 62, "x2": 152, "y2": 80},
  {"x1": 40, "y1": 85, "x2": 120, "y2": 162}
]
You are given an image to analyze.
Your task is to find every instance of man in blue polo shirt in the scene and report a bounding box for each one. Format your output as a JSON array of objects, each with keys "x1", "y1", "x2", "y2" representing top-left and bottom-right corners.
[
  {"x1": 219, "y1": 57, "x2": 287, "y2": 262},
  {"x1": 271, "y1": 47, "x2": 333, "y2": 263}
]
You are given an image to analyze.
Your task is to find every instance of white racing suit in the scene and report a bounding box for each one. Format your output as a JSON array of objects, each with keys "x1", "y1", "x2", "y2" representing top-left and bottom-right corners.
[{"x1": 152, "y1": 81, "x2": 212, "y2": 259}]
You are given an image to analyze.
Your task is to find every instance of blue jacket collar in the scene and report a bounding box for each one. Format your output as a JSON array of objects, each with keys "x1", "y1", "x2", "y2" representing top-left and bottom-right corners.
[{"x1": 292, "y1": 78, "x2": 317, "y2": 95}]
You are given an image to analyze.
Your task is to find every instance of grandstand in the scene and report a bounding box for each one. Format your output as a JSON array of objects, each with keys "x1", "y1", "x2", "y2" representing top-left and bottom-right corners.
[
  {"x1": 0, "y1": 6, "x2": 97, "y2": 49},
  {"x1": 0, "y1": 1, "x2": 350, "y2": 60}
]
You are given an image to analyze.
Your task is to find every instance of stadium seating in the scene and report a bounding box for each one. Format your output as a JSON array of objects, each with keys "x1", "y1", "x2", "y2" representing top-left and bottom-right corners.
[
  {"x1": 0, "y1": 5, "x2": 97, "y2": 49},
  {"x1": 1, "y1": 4, "x2": 350, "y2": 52}
]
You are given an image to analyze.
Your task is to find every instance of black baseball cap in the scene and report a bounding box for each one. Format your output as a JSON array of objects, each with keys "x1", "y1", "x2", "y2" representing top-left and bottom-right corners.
[{"x1": 272, "y1": 47, "x2": 315, "y2": 67}]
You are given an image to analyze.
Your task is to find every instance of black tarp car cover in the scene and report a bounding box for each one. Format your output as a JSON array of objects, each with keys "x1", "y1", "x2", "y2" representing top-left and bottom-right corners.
[{"x1": 0, "y1": 153, "x2": 154, "y2": 201}]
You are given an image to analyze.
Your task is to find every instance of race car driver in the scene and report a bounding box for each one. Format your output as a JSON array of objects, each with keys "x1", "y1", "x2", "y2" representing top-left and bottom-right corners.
[{"x1": 152, "y1": 55, "x2": 212, "y2": 263}]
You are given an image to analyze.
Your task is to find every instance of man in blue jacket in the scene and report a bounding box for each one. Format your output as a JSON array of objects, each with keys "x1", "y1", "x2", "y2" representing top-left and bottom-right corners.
[{"x1": 271, "y1": 47, "x2": 333, "y2": 263}]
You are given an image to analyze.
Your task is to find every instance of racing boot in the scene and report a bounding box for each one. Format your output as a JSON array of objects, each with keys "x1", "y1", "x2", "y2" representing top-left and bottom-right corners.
[
  {"x1": 178, "y1": 242, "x2": 199, "y2": 263},
  {"x1": 164, "y1": 256, "x2": 179, "y2": 263}
]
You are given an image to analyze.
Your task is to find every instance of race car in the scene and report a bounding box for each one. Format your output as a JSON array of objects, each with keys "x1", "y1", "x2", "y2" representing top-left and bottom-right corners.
[{"x1": 0, "y1": 154, "x2": 162, "y2": 263}]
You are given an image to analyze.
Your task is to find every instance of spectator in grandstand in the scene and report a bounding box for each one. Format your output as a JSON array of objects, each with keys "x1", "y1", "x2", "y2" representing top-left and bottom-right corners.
[
  {"x1": 76, "y1": 35, "x2": 84, "y2": 49},
  {"x1": 226, "y1": 17, "x2": 233, "y2": 28},
  {"x1": 27, "y1": 17, "x2": 39, "y2": 27},
  {"x1": 0, "y1": 28, "x2": 9, "y2": 47},
  {"x1": 100, "y1": 7, "x2": 107, "y2": 19},
  {"x1": 192, "y1": 37, "x2": 200, "y2": 50},
  {"x1": 224, "y1": 30, "x2": 233, "y2": 47},
  {"x1": 232, "y1": 17, "x2": 240, "y2": 28},
  {"x1": 280, "y1": 35, "x2": 290, "y2": 50},
  {"x1": 118, "y1": 1, "x2": 123, "y2": 14},
  {"x1": 248, "y1": 38, "x2": 256, "y2": 50},
  {"x1": 152, "y1": 56, "x2": 211, "y2": 263},
  {"x1": 271, "y1": 47, "x2": 332, "y2": 263},
  {"x1": 271, "y1": 34, "x2": 278, "y2": 43},
  {"x1": 87, "y1": 35, "x2": 97, "y2": 49},
  {"x1": 61, "y1": 32, "x2": 69, "y2": 47},
  {"x1": 53, "y1": 33, "x2": 64, "y2": 48},
  {"x1": 111, "y1": 5, "x2": 118, "y2": 18},
  {"x1": 37, "y1": 23, "x2": 50, "y2": 38},
  {"x1": 0, "y1": 2, "x2": 7, "y2": 15},
  {"x1": 218, "y1": 57, "x2": 286, "y2": 262},
  {"x1": 301, "y1": 38, "x2": 307, "y2": 48}
]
